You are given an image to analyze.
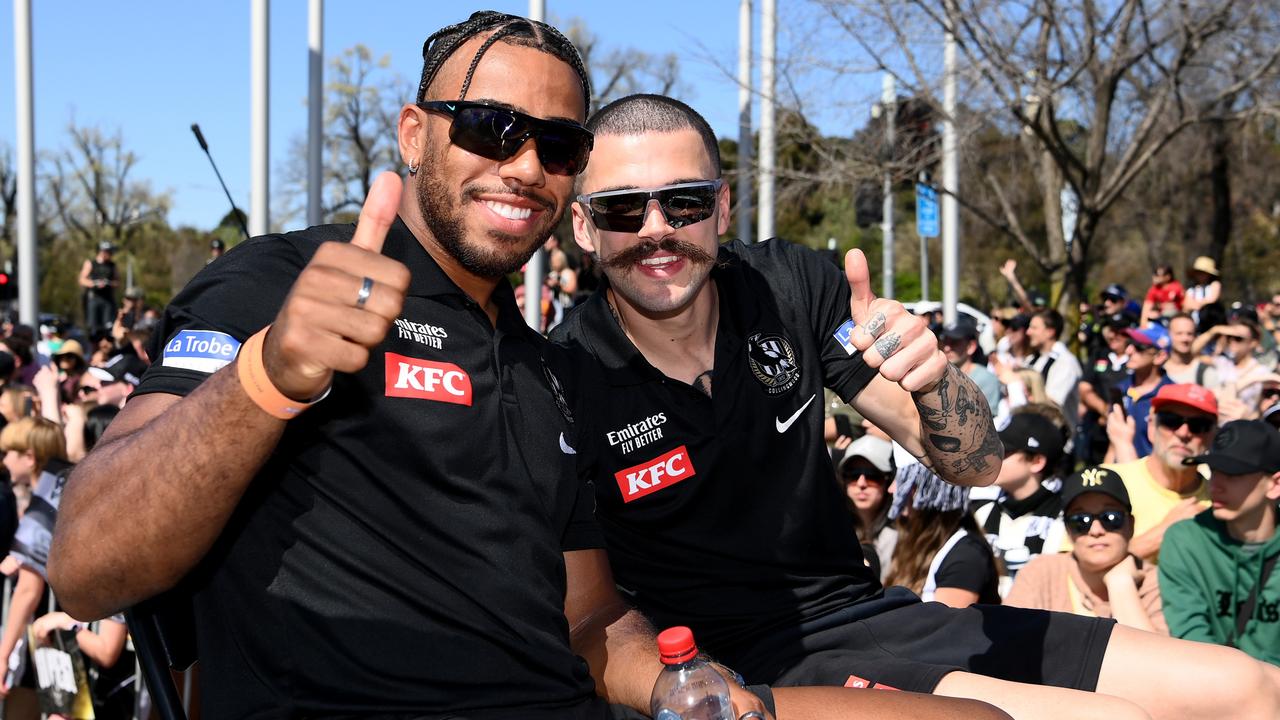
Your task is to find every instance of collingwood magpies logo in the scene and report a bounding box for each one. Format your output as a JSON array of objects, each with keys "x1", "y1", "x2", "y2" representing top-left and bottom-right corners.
[
  {"x1": 747, "y1": 332, "x2": 800, "y2": 395},
  {"x1": 542, "y1": 361, "x2": 573, "y2": 424}
]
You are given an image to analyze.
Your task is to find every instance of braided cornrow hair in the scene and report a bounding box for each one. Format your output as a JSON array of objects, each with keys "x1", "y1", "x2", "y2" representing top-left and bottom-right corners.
[{"x1": 415, "y1": 10, "x2": 591, "y2": 110}]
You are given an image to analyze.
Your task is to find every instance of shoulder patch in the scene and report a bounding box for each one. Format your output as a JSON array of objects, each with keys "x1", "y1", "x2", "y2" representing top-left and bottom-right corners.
[
  {"x1": 833, "y1": 318, "x2": 858, "y2": 356},
  {"x1": 161, "y1": 330, "x2": 242, "y2": 373}
]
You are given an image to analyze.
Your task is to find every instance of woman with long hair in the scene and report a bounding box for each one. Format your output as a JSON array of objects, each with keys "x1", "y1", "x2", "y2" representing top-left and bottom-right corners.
[
  {"x1": 837, "y1": 435, "x2": 897, "y2": 582},
  {"x1": 886, "y1": 464, "x2": 1001, "y2": 607}
]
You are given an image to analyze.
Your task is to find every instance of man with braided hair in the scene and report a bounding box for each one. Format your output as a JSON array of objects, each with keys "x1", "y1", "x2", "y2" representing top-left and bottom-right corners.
[{"x1": 47, "y1": 13, "x2": 1011, "y2": 720}]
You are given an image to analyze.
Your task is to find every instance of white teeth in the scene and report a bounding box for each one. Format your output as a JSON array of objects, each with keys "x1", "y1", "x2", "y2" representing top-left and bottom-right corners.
[
  {"x1": 482, "y1": 200, "x2": 533, "y2": 221},
  {"x1": 639, "y1": 256, "x2": 678, "y2": 267}
]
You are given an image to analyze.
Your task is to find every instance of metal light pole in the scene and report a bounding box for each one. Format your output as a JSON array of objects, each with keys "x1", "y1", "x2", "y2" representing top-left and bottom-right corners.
[
  {"x1": 250, "y1": 0, "x2": 270, "y2": 237},
  {"x1": 737, "y1": 0, "x2": 753, "y2": 244},
  {"x1": 941, "y1": 4, "x2": 960, "y2": 325},
  {"x1": 881, "y1": 74, "x2": 895, "y2": 299},
  {"x1": 757, "y1": 0, "x2": 776, "y2": 241},
  {"x1": 13, "y1": 0, "x2": 38, "y2": 325},
  {"x1": 523, "y1": 0, "x2": 548, "y2": 330},
  {"x1": 307, "y1": 0, "x2": 323, "y2": 227}
]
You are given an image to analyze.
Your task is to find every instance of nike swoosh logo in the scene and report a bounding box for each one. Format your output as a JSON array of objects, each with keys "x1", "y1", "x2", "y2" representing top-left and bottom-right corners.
[
  {"x1": 559, "y1": 432, "x2": 577, "y2": 455},
  {"x1": 775, "y1": 393, "x2": 816, "y2": 434}
]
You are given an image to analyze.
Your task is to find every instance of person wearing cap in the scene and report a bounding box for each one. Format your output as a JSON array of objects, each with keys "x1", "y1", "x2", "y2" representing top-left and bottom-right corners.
[
  {"x1": 114, "y1": 286, "x2": 146, "y2": 340},
  {"x1": 1159, "y1": 420, "x2": 1280, "y2": 667},
  {"x1": 1141, "y1": 265, "x2": 1185, "y2": 324},
  {"x1": 974, "y1": 412, "x2": 1069, "y2": 592},
  {"x1": 78, "y1": 241, "x2": 119, "y2": 335},
  {"x1": 1025, "y1": 309, "x2": 1083, "y2": 424},
  {"x1": 1078, "y1": 312, "x2": 1137, "y2": 465},
  {"x1": 1115, "y1": 322, "x2": 1175, "y2": 458},
  {"x1": 1163, "y1": 312, "x2": 1221, "y2": 390},
  {"x1": 838, "y1": 435, "x2": 898, "y2": 583},
  {"x1": 78, "y1": 353, "x2": 146, "y2": 410},
  {"x1": 885, "y1": 464, "x2": 1001, "y2": 607},
  {"x1": 1183, "y1": 256, "x2": 1222, "y2": 319},
  {"x1": 1103, "y1": 383, "x2": 1217, "y2": 563},
  {"x1": 940, "y1": 317, "x2": 1001, "y2": 413},
  {"x1": 993, "y1": 312, "x2": 1031, "y2": 366},
  {"x1": 1098, "y1": 283, "x2": 1130, "y2": 321},
  {"x1": 208, "y1": 237, "x2": 225, "y2": 263},
  {"x1": 1006, "y1": 466, "x2": 1167, "y2": 635}
]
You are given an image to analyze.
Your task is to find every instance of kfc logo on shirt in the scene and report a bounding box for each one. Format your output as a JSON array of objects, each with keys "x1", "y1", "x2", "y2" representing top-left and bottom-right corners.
[
  {"x1": 614, "y1": 445, "x2": 696, "y2": 502},
  {"x1": 384, "y1": 352, "x2": 472, "y2": 406}
]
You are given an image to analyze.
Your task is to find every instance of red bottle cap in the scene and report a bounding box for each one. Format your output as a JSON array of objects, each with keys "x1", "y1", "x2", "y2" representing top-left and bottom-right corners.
[{"x1": 657, "y1": 626, "x2": 699, "y2": 665}]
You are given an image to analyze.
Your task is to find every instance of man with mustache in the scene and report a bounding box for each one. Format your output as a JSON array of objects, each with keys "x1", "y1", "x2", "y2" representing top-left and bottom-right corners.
[
  {"x1": 1104, "y1": 383, "x2": 1216, "y2": 564},
  {"x1": 552, "y1": 93, "x2": 1280, "y2": 718}
]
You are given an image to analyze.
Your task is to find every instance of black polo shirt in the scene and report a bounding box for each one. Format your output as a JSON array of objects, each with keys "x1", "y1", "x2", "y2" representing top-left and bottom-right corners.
[
  {"x1": 552, "y1": 239, "x2": 897, "y2": 681},
  {"x1": 137, "y1": 219, "x2": 606, "y2": 718}
]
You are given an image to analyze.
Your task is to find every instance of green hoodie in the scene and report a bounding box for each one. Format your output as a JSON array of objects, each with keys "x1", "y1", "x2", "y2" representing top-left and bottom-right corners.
[{"x1": 1159, "y1": 509, "x2": 1280, "y2": 666}]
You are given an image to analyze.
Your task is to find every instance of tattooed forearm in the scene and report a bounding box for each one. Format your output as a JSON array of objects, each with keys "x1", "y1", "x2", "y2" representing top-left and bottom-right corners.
[{"x1": 911, "y1": 363, "x2": 1003, "y2": 486}]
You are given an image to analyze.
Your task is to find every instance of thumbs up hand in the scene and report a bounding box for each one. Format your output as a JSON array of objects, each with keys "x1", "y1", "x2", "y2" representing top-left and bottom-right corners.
[
  {"x1": 844, "y1": 248, "x2": 949, "y2": 394},
  {"x1": 263, "y1": 172, "x2": 412, "y2": 401}
]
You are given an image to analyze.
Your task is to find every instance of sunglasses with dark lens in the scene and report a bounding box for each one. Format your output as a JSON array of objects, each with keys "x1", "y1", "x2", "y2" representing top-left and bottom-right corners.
[
  {"x1": 77, "y1": 385, "x2": 98, "y2": 397},
  {"x1": 417, "y1": 100, "x2": 593, "y2": 176},
  {"x1": 577, "y1": 180, "x2": 724, "y2": 233},
  {"x1": 1154, "y1": 410, "x2": 1215, "y2": 434},
  {"x1": 841, "y1": 467, "x2": 889, "y2": 485},
  {"x1": 1065, "y1": 509, "x2": 1128, "y2": 535}
]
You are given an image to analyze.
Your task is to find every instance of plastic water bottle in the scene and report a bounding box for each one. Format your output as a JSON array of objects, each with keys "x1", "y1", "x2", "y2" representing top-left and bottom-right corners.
[{"x1": 650, "y1": 626, "x2": 734, "y2": 720}]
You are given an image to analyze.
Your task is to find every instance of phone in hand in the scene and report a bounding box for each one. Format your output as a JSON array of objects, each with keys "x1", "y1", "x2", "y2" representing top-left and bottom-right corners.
[{"x1": 1106, "y1": 386, "x2": 1127, "y2": 417}]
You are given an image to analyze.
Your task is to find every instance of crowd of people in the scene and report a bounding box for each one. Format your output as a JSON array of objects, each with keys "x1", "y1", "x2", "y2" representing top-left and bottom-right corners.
[
  {"x1": 827, "y1": 254, "x2": 1280, "y2": 674},
  {"x1": 0, "y1": 9, "x2": 1272, "y2": 720}
]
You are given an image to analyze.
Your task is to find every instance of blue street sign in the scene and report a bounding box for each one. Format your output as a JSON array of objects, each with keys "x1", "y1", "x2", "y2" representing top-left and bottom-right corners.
[{"x1": 916, "y1": 183, "x2": 939, "y2": 238}]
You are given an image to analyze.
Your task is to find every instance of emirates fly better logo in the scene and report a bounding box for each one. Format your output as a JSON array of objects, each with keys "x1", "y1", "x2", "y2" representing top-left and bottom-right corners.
[{"x1": 614, "y1": 446, "x2": 696, "y2": 502}]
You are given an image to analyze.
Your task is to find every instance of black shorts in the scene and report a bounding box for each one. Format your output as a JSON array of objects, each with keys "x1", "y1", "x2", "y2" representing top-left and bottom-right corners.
[
  {"x1": 746, "y1": 587, "x2": 1115, "y2": 694},
  {"x1": 608, "y1": 685, "x2": 775, "y2": 719}
]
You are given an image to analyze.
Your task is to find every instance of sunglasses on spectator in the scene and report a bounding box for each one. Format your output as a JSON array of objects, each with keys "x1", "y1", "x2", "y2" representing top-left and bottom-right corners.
[
  {"x1": 1101, "y1": 294, "x2": 1124, "y2": 303},
  {"x1": 77, "y1": 385, "x2": 98, "y2": 397},
  {"x1": 1065, "y1": 509, "x2": 1127, "y2": 534},
  {"x1": 1154, "y1": 411, "x2": 1215, "y2": 434},
  {"x1": 577, "y1": 180, "x2": 724, "y2": 233},
  {"x1": 417, "y1": 100, "x2": 593, "y2": 176},
  {"x1": 841, "y1": 468, "x2": 889, "y2": 485}
]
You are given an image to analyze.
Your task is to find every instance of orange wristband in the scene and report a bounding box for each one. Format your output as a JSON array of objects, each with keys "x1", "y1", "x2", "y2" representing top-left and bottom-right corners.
[{"x1": 236, "y1": 325, "x2": 325, "y2": 420}]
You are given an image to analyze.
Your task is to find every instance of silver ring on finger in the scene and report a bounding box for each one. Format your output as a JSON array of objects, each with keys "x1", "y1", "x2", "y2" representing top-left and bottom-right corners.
[
  {"x1": 355, "y1": 276, "x2": 374, "y2": 308},
  {"x1": 739, "y1": 712, "x2": 766, "y2": 720}
]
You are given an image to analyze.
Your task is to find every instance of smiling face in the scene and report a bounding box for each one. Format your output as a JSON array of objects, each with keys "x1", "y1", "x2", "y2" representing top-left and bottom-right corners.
[
  {"x1": 1066, "y1": 492, "x2": 1133, "y2": 574},
  {"x1": 571, "y1": 130, "x2": 729, "y2": 317},
  {"x1": 401, "y1": 34, "x2": 586, "y2": 280}
]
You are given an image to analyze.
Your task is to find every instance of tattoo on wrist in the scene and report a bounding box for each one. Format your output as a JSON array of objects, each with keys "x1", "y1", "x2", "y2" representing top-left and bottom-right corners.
[
  {"x1": 874, "y1": 333, "x2": 901, "y2": 359},
  {"x1": 865, "y1": 312, "x2": 887, "y2": 339}
]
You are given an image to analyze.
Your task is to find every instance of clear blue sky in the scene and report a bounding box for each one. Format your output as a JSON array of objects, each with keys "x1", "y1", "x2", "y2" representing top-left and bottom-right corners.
[{"x1": 2, "y1": 1, "x2": 857, "y2": 231}]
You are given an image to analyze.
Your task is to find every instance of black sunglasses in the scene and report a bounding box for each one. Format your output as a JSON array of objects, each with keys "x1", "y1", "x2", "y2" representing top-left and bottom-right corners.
[
  {"x1": 577, "y1": 180, "x2": 724, "y2": 233},
  {"x1": 417, "y1": 100, "x2": 593, "y2": 176},
  {"x1": 1065, "y1": 509, "x2": 1128, "y2": 535},
  {"x1": 1154, "y1": 410, "x2": 1215, "y2": 434},
  {"x1": 77, "y1": 385, "x2": 98, "y2": 397},
  {"x1": 842, "y1": 468, "x2": 889, "y2": 485}
]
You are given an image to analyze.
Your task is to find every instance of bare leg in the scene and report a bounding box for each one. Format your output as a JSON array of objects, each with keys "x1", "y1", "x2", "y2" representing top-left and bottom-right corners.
[
  {"x1": 772, "y1": 686, "x2": 1012, "y2": 720},
  {"x1": 934, "y1": 671, "x2": 1150, "y2": 720},
  {"x1": 1095, "y1": 625, "x2": 1280, "y2": 719}
]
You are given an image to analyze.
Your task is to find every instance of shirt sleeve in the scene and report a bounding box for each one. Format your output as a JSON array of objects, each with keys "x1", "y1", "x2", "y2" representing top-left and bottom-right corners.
[
  {"x1": 136, "y1": 236, "x2": 314, "y2": 400},
  {"x1": 1157, "y1": 522, "x2": 1222, "y2": 644},
  {"x1": 934, "y1": 534, "x2": 996, "y2": 595},
  {"x1": 1004, "y1": 554, "x2": 1052, "y2": 610},
  {"x1": 773, "y1": 241, "x2": 878, "y2": 403}
]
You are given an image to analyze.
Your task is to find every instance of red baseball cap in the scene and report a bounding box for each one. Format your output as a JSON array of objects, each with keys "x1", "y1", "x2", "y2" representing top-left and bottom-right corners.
[{"x1": 1151, "y1": 383, "x2": 1218, "y2": 416}]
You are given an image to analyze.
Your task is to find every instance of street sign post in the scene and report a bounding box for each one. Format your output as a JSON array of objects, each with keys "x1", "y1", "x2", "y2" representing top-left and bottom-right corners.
[{"x1": 915, "y1": 183, "x2": 938, "y2": 302}]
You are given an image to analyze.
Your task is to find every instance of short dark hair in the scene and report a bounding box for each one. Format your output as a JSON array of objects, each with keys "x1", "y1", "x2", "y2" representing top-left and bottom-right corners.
[
  {"x1": 584, "y1": 94, "x2": 721, "y2": 184},
  {"x1": 415, "y1": 11, "x2": 590, "y2": 109},
  {"x1": 1033, "y1": 309, "x2": 1064, "y2": 339}
]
